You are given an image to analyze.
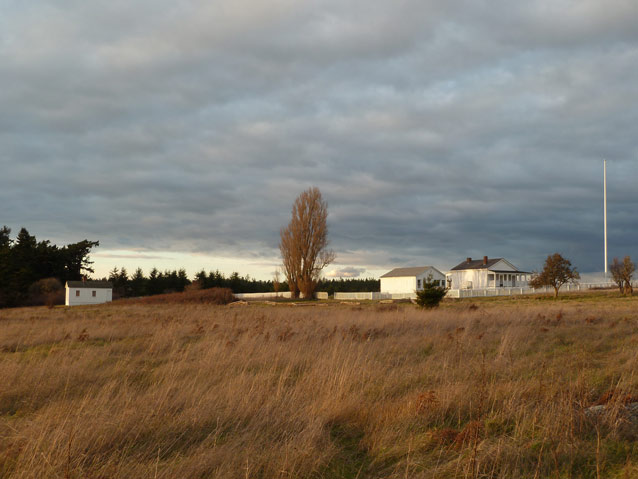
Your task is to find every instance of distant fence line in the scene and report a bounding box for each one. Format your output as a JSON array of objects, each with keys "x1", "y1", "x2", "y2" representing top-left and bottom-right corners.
[
  {"x1": 234, "y1": 291, "x2": 328, "y2": 300},
  {"x1": 333, "y1": 282, "x2": 618, "y2": 300},
  {"x1": 234, "y1": 292, "x2": 292, "y2": 299},
  {"x1": 446, "y1": 282, "x2": 615, "y2": 298},
  {"x1": 333, "y1": 292, "x2": 414, "y2": 300},
  {"x1": 235, "y1": 283, "x2": 619, "y2": 301}
]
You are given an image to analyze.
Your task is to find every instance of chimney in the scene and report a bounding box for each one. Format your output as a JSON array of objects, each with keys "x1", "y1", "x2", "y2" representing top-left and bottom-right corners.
[
  {"x1": 483, "y1": 256, "x2": 488, "y2": 265},
  {"x1": 466, "y1": 257, "x2": 472, "y2": 263}
]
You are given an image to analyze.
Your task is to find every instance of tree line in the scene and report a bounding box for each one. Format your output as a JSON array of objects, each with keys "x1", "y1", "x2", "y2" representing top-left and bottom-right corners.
[
  {"x1": 106, "y1": 268, "x2": 274, "y2": 298},
  {"x1": 106, "y1": 267, "x2": 378, "y2": 299}
]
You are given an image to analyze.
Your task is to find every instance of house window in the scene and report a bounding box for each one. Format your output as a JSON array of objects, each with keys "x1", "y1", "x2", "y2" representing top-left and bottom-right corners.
[
  {"x1": 417, "y1": 279, "x2": 422, "y2": 288},
  {"x1": 75, "y1": 290, "x2": 80, "y2": 297},
  {"x1": 92, "y1": 291, "x2": 96, "y2": 297}
]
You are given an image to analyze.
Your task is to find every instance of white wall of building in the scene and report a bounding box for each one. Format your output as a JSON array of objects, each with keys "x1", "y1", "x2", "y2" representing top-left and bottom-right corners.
[
  {"x1": 381, "y1": 276, "x2": 417, "y2": 294},
  {"x1": 446, "y1": 260, "x2": 530, "y2": 290},
  {"x1": 380, "y1": 268, "x2": 446, "y2": 294},
  {"x1": 65, "y1": 287, "x2": 112, "y2": 306},
  {"x1": 446, "y1": 270, "x2": 484, "y2": 290}
]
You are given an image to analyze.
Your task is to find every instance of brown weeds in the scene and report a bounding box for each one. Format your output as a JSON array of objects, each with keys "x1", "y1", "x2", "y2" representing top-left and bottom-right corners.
[{"x1": 1, "y1": 297, "x2": 638, "y2": 478}]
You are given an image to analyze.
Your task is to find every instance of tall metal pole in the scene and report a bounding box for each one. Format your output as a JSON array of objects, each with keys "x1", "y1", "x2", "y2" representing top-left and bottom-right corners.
[{"x1": 604, "y1": 160, "x2": 607, "y2": 277}]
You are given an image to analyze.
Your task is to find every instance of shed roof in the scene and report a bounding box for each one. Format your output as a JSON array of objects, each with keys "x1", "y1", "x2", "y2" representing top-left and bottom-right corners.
[
  {"x1": 380, "y1": 266, "x2": 440, "y2": 278},
  {"x1": 66, "y1": 281, "x2": 112, "y2": 289}
]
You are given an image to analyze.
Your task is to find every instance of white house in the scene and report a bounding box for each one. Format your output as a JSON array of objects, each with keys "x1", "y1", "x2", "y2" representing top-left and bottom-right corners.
[
  {"x1": 65, "y1": 281, "x2": 113, "y2": 306},
  {"x1": 446, "y1": 257, "x2": 530, "y2": 290},
  {"x1": 380, "y1": 266, "x2": 446, "y2": 294}
]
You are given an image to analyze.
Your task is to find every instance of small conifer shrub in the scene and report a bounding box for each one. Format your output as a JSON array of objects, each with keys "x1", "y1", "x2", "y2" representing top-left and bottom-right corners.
[{"x1": 415, "y1": 275, "x2": 447, "y2": 309}]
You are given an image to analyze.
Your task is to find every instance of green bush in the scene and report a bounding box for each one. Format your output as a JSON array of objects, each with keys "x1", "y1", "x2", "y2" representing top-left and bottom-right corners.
[{"x1": 415, "y1": 276, "x2": 447, "y2": 309}]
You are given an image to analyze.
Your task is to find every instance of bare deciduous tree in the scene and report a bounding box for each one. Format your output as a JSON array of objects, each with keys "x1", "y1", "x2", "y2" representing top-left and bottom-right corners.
[
  {"x1": 610, "y1": 257, "x2": 624, "y2": 294},
  {"x1": 529, "y1": 253, "x2": 580, "y2": 298},
  {"x1": 279, "y1": 226, "x2": 300, "y2": 298},
  {"x1": 279, "y1": 187, "x2": 335, "y2": 298},
  {"x1": 610, "y1": 256, "x2": 635, "y2": 295}
]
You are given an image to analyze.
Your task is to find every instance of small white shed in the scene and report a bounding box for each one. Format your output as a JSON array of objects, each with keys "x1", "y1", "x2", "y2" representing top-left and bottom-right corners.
[
  {"x1": 65, "y1": 281, "x2": 113, "y2": 306},
  {"x1": 380, "y1": 266, "x2": 446, "y2": 294}
]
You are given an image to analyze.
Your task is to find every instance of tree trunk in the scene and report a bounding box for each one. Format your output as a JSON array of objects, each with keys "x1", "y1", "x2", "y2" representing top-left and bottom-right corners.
[
  {"x1": 288, "y1": 281, "x2": 299, "y2": 299},
  {"x1": 553, "y1": 286, "x2": 559, "y2": 298},
  {"x1": 625, "y1": 283, "x2": 633, "y2": 296}
]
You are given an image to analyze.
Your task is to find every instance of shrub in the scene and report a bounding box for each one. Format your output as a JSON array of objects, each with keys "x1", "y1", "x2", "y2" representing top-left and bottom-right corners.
[
  {"x1": 415, "y1": 276, "x2": 447, "y2": 309},
  {"x1": 27, "y1": 278, "x2": 64, "y2": 308},
  {"x1": 184, "y1": 281, "x2": 202, "y2": 292},
  {"x1": 208, "y1": 287, "x2": 236, "y2": 305},
  {"x1": 126, "y1": 287, "x2": 236, "y2": 305}
]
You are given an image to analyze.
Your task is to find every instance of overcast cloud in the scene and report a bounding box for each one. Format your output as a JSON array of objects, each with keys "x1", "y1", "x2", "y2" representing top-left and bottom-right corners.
[{"x1": 1, "y1": 0, "x2": 637, "y2": 278}]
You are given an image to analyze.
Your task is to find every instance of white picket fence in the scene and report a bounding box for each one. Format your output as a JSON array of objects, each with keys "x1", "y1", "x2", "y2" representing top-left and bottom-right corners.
[
  {"x1": 237, "y1": 282, "x2": 620, "y2": 301},
  {"x1": 334, "y1": 292, "x2": 416, "y2": 300},
  {"x1": 446, "y1": 283, "x2": 615, "y2": 298},
  {"x1": 234, "y1": 292, "x2": 292, "y2": 299},
  {"x1": 334, "y1": 292, "x2": 386, "y2": 300},
  {"x1": 333, "y1": 282, "x2": 618, "y2": 301},
  {"x1": 446, "y1": 282, "x2": 615, "y2": 298}
]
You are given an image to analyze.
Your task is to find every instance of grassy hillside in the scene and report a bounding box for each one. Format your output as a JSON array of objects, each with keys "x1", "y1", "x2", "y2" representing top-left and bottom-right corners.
[{"x1": 1, "y1": 295, "x2": 638, "y2": 478}]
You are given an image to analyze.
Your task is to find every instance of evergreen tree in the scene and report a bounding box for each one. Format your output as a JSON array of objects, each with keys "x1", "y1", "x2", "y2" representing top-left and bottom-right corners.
[
  {"x1": 148, "y1": 268, "x2": 162, "y2": 295},
  {"x1": 0, "y1": 226, "x2": 11, "y2": 249},
  {"x1": 63, "y1": 239, "x2": 100, "y2": 280},
  {"x1": 130, "y1": 268, "x2": 147, "y2": 297}
]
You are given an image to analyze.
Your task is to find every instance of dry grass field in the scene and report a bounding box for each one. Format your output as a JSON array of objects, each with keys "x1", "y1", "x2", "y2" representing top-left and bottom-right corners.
[{"x1": 1, "y1": 293, "x2": 638, "y2": 478}]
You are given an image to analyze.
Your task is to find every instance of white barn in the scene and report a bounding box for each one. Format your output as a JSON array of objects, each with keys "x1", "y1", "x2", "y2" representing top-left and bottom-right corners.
[
  {"x1": 380, "y1": 266, "x2": 446, "y2": 294},
  {"x1": 446, "y1": 257, "x2": 530, "y2": 290},
  {"x1": 65, "y1": 281, "x2": 113, "y2": 306}
]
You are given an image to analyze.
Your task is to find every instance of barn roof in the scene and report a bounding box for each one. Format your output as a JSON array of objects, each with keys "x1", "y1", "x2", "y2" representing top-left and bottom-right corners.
[
  {"x1": 66, "y1": 281, "x2": 113, "y2": 289},
  {"x1": 380, "y1": 266, "x2": 440, "y2": 278}
]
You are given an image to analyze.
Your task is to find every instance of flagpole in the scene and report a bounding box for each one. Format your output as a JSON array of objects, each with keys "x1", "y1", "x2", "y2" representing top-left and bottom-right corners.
[{"x1": 604, "y1": 160, "x2": 607, "y2": 278}]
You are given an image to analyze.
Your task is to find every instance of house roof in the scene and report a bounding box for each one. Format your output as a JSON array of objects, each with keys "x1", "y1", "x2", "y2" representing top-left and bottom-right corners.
[
  {"x1": 450, "y1": 258, "x2": 527, "y2": 272},
  {"x1": 66, "y1": 281, "x2": 112, "y2": 289},
  {"x1": 380, "y1": 266, "x2": 440, "y2": 278},
  {"x1": 450, "y1": 258, "x2": 503, "y2": 271}
]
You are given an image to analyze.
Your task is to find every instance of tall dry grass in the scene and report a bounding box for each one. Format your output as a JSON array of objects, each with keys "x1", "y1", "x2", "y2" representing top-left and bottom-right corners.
[{"x1": 1, "y1": 296, "x2": 638, "y2": 478}]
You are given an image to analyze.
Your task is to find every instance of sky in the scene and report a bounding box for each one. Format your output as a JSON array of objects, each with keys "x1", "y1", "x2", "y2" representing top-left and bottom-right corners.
[{"x1": 1, "y1": 0, "x2": 637, "y2": 280}]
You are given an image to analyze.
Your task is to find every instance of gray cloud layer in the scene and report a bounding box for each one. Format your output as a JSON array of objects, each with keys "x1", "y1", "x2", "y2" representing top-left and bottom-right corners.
[{"x1": 2, "y1": 0, "x2": 637, "y2": 274}]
